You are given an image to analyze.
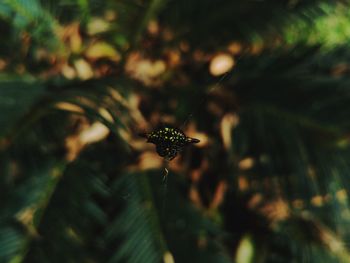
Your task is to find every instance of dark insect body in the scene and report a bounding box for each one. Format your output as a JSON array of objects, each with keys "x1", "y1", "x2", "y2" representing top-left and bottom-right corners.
[{"x1": 140, "y1": 126, "x2": 200, "y2": 161}]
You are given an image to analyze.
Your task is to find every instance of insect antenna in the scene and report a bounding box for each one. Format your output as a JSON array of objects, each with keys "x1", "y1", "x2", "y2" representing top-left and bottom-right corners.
[{"x1": 186, "y1": 137, "x2": 200, "y2": 144}]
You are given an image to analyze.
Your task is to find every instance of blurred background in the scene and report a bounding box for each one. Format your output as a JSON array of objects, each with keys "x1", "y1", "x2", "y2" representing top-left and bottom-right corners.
[{"x1": 2, "y1": 0, "x2": 350, "y2": 262}]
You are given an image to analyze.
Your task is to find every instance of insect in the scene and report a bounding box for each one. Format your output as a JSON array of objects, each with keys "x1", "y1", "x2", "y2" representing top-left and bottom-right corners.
[{"x1": 139, "y1": 126, "x2": 200, "y2": 161}]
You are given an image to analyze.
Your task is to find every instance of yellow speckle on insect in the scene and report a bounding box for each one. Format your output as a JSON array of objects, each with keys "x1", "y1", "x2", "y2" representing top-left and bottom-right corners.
[{"x1": 165, "y1": 127, "x2": 169, "y2": 131}]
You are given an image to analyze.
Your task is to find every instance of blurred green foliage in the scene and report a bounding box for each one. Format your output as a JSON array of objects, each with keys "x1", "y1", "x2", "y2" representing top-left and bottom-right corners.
[{"x1": 2, "y1": 0, "x2": 350, "y2": 262}]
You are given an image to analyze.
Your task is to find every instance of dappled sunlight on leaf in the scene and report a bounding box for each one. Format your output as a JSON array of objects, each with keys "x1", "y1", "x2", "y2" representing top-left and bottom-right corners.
[
  {"x1": 79, "y1": 122, "x2": 110, "y2": 145},
  {"x1": 336, "y1": 189, "x2": 348, "y2": 203},
  {"x1": 163, "y1": 251, "x2": 175, "y2": 263},
  {"x1": 125, "y1": 52, "x2": 167, "y2": 86},
  {"x1": 85, "y1": 42, "x2": 121, "y2": 61},
  {"x1": 55, "y1": 102, "x2": 84, "y2": 114},
  {"x1": 74, "y1": 59, "x2": 94, "y2": 80},
  {"x1": 65, "y1": 120, "x2": 109, "y2": 161},
  {"x1": 60, "y1": 64, "x2": 76, "y2": 79},
  {"x1": 87, "y1": 17, "x2": 110, "y2": 35},
  {"x1": 228, "y1": 41, "x2": 243, "y2": 55},
  {"x1": 220, "y1": 113, "x2": 239, "y2": 150},
  {"x1": 235, "y1": 234, "x2": 254, "y2": 263},
  {"x1": 147, "y1": 20, "x2": 160, "y2": 36},
  {"x1": 136, "y1": 152, "x2": 163, "y2": 170},
  {"x1": 15, "y1": 207, "x2": 38, "y2": 237},
  {"x1": 238, "y1": 176, "x2": 249, "y2": 191},
  {"x1": 259, "y1": 198, "x2": 290, "y2": 224},
  {"x1": 98, "y1": 107, "x2": 114, "y2": 123},
  {"x1": 311, "y1": 195, "x2": 324, "y2": 207},
  {"x1": 209, "y1": 53, "x2": 235, "y2": 76},
  {"x1": 164, "y1": 49, "x2": 181, "y2": 68},
  {"x1": 69, "y1": 24, "x2": 82, "y2": 53},
  {"x1": 238, "y1": 158, "x2": 255, "y2": 171}
]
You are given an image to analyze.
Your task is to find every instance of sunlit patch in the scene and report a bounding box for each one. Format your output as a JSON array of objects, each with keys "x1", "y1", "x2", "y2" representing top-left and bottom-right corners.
[
  {"x1": 65, "y1": 120, "x2": 109, "y2": 162},
  {"x1": 98, "y1": 107, "x2": 114, "y2": 123},
  {"x1": 163, "y1": 251, "x2": 175, "y2": 263},
  {"x1": 311, "y1": 195, "x2": 324, "y2": 207},
  {"x1": 316, "y1": 223, "x2": 346, "y2": 255},
  {"x1": 165, "y1": 49, "x2": 181, "y2": 68},
  {"x1": 136, "y1": 152, "x2": 163, "y2": 170},
  {"x1": 147, "y1": 20, "x2": 160, "y2": 35},
  {"x1": 61, "y1": 64, "x2": 76, "y2": 79},
  {"x1": 74, "y1": 59, "x2": 94, "y2": 80},
  {"x1": 235, "y1": 234, "x2": 254, "y2": 263},
  {"x1": 16, "y1": 207, "x2": 38, "y2": 237},
  {"x1": 336, "y1": 189, "x2": 348, "y2": 203},
  {"x1": 55, "y1": 102, "x2": 84, "y2": 113},
  {"x1": 79, "y1": 122, "x2": 109, "y2": 145},
  {"x1": 85, "y1": 42, "x2": 121, "y2": 62},
  {"x1": 238, "y1": 157, "x2": 254, "y2": 170},
  {"x1": 238, "y1": 176, "x2": 249, "y2": 191},
  {"x1": 59, "y1": 22, "x2": 82, "y2": 53},
  {"x1": 220, "y1": 113, "x2": 239, "y2": 150},
  {"x1": 209, "y1": 53, "x2": 235, "y2": 76},
  {"x1": 259, "y1": 198, "x2": 290, "y2": 223},
  {"x1": 227, "y1": 41, "x2": 243, "y2": 55},
  {"x1": 87, "y1": 17, "x2": 110, "y2": 35},
  {"x1": 125, "y1": 52, "x2": 167, "y2": 86}
]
